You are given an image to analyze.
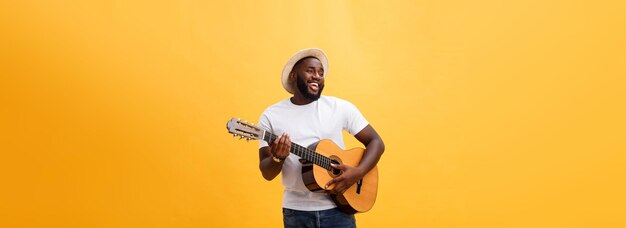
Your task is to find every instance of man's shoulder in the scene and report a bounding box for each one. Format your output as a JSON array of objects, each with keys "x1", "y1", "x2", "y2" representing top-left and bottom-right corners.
[{"x1": 320, "y1": 95, "x2": 354, "y2": 107}]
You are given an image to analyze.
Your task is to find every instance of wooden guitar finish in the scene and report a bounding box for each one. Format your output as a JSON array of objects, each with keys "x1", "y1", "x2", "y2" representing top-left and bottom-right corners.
[
  {"x1": 226, "y1": 118, "x2": 378, "y2": 214},
  {"x1": 302, "y1": 139, "x2": 378, "y2": 214}
]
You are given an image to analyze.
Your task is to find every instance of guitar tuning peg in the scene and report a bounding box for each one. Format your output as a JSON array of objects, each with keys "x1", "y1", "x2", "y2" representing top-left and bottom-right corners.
[
  {"x1": 239, "y1": 135, "x2": 245, "y2": 139},
  {"x1": 233, "y1": 134, "x2": 238, "y2": 137},
  {"x1": 246, "y1": 138, "x2": 251, "y2": 141}
]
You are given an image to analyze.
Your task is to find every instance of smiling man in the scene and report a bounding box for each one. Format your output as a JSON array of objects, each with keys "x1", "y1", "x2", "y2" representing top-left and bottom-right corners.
[{"x1": 257, "y1": 48, "x2": 385, "y2": 227}]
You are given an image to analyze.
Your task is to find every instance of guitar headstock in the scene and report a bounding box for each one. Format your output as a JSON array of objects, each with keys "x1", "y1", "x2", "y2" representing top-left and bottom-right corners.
[{"x1": 226, "y1": 118, "x2": 263, "y2": 141}]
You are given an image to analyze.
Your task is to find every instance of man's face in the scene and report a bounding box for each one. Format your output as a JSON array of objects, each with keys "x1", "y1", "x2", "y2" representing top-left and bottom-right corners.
[{"x1": 292, "y1": 57, "x2": 325, "y2": 101}]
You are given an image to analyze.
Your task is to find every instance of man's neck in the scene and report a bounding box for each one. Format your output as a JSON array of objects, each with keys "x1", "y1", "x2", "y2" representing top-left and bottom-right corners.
[{"x1": 290, "y1": 95, "x2": 317, "y2": 105}]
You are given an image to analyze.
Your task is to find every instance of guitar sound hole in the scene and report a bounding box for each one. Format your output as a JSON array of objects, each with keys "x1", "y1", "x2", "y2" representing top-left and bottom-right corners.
[{"x1": 330, "y1": 160, "x2": 341, "y2": 176}]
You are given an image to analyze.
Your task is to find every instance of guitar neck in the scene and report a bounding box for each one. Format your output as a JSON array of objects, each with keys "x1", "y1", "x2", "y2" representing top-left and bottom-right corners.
[{"x1": 262, "y1": 131, "x2": 332, "y2": 171}]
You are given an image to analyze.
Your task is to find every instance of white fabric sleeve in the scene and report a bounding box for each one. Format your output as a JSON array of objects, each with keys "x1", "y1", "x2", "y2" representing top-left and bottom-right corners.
[
  {"x1": 258, "y1": 113, "x2": 271, "y2": 148},
  {"x1": 342, "y1": 100, "x2": 369, "y2": 135}
]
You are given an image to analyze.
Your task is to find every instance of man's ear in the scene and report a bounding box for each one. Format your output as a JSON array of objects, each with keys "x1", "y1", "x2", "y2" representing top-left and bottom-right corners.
[{"x1": 289, "y1": 71, "x2": 296, "y2": 81}]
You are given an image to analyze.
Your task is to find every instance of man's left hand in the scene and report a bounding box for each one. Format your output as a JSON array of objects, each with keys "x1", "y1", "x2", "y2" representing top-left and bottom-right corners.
[{"x1": 325, "y1": 164, "x2": 364, "y2": 195}]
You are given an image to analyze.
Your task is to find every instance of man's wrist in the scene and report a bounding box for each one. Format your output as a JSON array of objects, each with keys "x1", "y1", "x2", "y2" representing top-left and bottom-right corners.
[
  {"x1": 354, "y1": 166, "x2": 367, "y2": 178},
  {"x1": 272, "y1": 156, "x2": 285, "y2": 163}
]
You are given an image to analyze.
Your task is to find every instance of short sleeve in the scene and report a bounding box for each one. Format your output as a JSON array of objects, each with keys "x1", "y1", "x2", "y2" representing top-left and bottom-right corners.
[
  {"x1": 342, "y1": 100, "x2": 369, "y2": 135},
  {"x1": 258, "y1": 112, "x2": 271, "y2": 148}
]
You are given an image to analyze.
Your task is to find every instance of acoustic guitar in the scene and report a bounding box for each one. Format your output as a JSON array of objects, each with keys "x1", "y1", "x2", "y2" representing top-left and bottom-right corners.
[{"x1": 226, "y1": 118, "x2": 378, "y2": 214}]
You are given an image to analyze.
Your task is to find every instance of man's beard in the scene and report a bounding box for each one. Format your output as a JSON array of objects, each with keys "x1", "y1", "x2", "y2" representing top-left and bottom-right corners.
[{"x1": 296, "y1": 74, "x2": 324, "y2": 101}]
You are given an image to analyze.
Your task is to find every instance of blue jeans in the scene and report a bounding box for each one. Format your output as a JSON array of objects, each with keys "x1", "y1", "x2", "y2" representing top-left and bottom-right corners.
[{"x1": 282, "y1": 208, "x2": 356, "y2": 228}]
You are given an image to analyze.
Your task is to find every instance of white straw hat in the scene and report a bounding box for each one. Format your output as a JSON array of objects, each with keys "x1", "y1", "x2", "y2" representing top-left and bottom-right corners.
[{"x1": 281, "y1": 48, "x2": 329, "y2": 94}]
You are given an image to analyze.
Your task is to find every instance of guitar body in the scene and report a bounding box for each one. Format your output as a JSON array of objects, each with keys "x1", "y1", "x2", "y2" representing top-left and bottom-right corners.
[{"x1": 302, "y1": 139, "x2": 378, "y2": 214}]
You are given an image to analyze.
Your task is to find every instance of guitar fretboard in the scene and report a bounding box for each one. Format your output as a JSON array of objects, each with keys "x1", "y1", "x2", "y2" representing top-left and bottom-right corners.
[{"x1": 263, "y1": 131, "x2": 333, "y2": 170}]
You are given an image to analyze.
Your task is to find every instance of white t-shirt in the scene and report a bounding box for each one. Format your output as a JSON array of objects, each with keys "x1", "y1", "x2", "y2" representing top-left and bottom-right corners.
[{"x1": 258, "y1": 95, "x2": 369, "y2": 211}]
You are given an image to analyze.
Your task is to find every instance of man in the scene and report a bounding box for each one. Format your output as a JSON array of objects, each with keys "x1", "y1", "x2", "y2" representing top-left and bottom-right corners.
[{"x1": 258, "y1": 48, "x2": 385, "y2": 227}]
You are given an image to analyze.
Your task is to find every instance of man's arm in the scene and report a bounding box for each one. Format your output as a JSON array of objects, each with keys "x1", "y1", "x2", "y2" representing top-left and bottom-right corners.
[
  {"x1": 325, "y1": 124, "x2": 385, "y2": 194},
  {"x1": 259, "y1": 133, "x2": 291, "y2": 181}
]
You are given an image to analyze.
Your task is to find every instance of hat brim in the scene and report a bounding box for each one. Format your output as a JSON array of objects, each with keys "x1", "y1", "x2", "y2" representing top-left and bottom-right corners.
[{"x1": 281, "y1": 48, "x2": 329, "y2": 94}]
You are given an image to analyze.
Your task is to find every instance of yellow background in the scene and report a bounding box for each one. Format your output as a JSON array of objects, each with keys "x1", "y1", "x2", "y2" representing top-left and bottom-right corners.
[{"x1": 1, "y1": 0, "x2": 625, "y2": 227}]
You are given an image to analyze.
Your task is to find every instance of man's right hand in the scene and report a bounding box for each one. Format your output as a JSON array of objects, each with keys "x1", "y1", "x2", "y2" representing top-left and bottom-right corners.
[{"x1": 270, "y1": 132, "x2": 291, "y2": 160}]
